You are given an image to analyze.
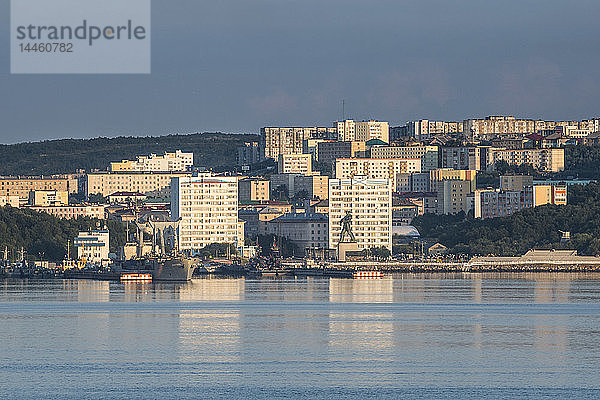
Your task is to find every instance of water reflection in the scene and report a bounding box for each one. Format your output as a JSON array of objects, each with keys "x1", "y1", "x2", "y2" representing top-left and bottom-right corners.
[{"x1": 2, "y1": 273, "x2": 600, "y2": 392}]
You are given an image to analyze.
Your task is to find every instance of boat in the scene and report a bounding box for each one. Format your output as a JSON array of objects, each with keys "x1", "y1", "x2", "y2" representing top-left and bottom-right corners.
[
  {"x1": 147, "y1": 256, "x2": 197, "y2": 281},
  {"x1": 120, "y1": 273, "x2": 152, "y2": 282}
]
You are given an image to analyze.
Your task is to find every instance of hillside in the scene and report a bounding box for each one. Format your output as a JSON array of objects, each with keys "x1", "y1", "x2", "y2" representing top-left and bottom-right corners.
[
  {"x1": 0, "y1": 133, "x2": 259, "y2": 175},
  {"x1": 0, "y1": 206, "x2": 126, "y2": 262},
  {"x1": 412, "y1": 182, "x2": 600, "y2": 256}
]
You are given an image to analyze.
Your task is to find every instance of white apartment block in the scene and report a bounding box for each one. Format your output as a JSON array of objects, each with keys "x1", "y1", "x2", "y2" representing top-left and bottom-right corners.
[
  {"x1": 261, "y1": 127, "x2": 336, "y2": 160},
  {"x1": 171, "y1": 175, "x2": 241, "y2": 252},
  {"x1": 371, "y1": 145, "x2": 439, "y2": 171},
  {"x1": 328, "y1": 177, "x2": 392, "y2": 252},
  {"x1": 110, "y1": 150, "x2": 194, "y2": 172},
  {"x1": 277, "y1": 153, "x2": 313, "y2": 174},
  {"x1": 334, "y1": 158, "x2": 421, "y2": 191},
  {"x1": 86, "y1": 171, "x2": 192, "y2": 198},
  {"x1": 74, "y1": 229, "x2": 110, "y2": 264},
  {"x1": 337, "y1": 120, "x2": 389, "y2": 143}
]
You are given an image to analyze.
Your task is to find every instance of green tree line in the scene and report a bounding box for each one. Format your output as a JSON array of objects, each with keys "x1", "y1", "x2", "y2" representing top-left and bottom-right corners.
[
  {"x1": 0, "y1": 206, "x2": 126, "y2": 262},
  {"x1": 0, "y1": 133, "x2": 259, "y2": 175},
  {"x1": 412, "y1": 182, "x2": 600, "y2": 256}
]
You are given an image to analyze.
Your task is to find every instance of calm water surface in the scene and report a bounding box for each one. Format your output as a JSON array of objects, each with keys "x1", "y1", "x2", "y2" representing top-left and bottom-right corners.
[{"x1": 1, "y1": 273, "x2": 600, "y2": 399}]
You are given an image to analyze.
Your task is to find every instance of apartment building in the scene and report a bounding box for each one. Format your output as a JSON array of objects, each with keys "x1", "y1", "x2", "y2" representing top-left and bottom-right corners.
[
  {"x1": 110, "y1": 150, "x2": 193, "y2": 172},
  {"x1": 500, "y1": 175, "x2": 534, "y2": 192},
  {"x1": 337, "y1": 120, "x2": 390, "y2": 143},
  {"x1": 293, "y1": 174, "x2": 329, "y2": 200},
  {"x1": 316, "y1": 141, "x2": 366, "y2": 167},
  {"x1": 85, "y1": 171, "x2": 192, "y2": 198},
  {"x1": 171, "y1": 174, "x2": 241, "y2": 252},
  {"x1": 436, "y1": 180, "x2": 473, "y2": 215},
  {"x1": 440, "y1": 147, "x2": 493, "y2": 171},
  {"x1": 28, "y1": 190, "x2": 69, "y2": 206},
  {"x1": 371, "y1": 145, "x2": 439, "y2": 171},
  {"x1": 238, "y1": 178, "x2": 270, "y2": 203},
  {"x1": 490, "y1": 148, "x2": 565, "y2": 172},
  {"x1": 474, "y1": 184, "x2": 566, "y2": 219},
  {"x1": 74, "y1": 229, "x2": 110, "y2": 265},
  {"x1": 334, "y1": 158, "x2": 421, "y2": 191},
  {"x1": 236, "y1": 142, "x2": 261, "y2": 166},
  {"x1": 328, "y1": 177, "x2": 392, "y2": 252},
  {"x1": 277, "y1": 154, "x2": 312, "y2": 174},
  {"x1": 396, "y1": 172, "x2": 431, "y2": 192},
  {"x1": 430, "y1": 169, "x2": 477, "y2": 192},
  {"x1": 30, "y1": 205, "x2": 107, "y2": 220},
  {"x1": 0, "y1": 176, "x2": 71, "y2": 200},
  {"x1": 261, "y1": 126, "x2": 336, "y2": 160},
  {"x1": 406, "y1": 120, "x2": 463, "y2": 141}
]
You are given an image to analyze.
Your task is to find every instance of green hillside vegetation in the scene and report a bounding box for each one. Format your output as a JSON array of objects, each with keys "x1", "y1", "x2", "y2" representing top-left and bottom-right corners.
[
  {"x1": 412, "y1": 182, "x2": 600, "y2": 256},
  {"x1": 559, "y1": 144, "x2": 600, "y2": 178},
  {"x1": 0, "y1": 133, "x2": 259, "y2": 175},
  {"x1": 0, "y1": 206, "x2": 126, "y2": 262}
]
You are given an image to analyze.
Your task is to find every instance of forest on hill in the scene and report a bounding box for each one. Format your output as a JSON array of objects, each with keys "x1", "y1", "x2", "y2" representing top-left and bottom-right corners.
[
  {"x1": 412, "y1": 182, "x2": 600, "y2": 256},
  {"x1": 0, "y1": 206, "x2": 126, "y2": 262},
  {"x1": 0, "y1": 133, "x2": 259, "y2": 175}
]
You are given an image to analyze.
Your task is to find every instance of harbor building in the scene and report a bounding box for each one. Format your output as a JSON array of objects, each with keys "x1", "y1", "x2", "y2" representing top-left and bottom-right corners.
[
  {"x1": 171, "y1": 174, "x2": 242, "y2": 252},
  {"x1": 85, "y1": 171, "x2": 192, "y2": 198},
  {"x1": 109, "y1": 150, "x2": 193, "y2": 172},
  {"x1": 278, "y1": 153, "x2": 313, "y2": 174},
  {"x1": 238, "y1": 178, "x2": 270, "y2": 203},
  {"x1": 334, "y1": 158, "x2": 421, "y2": 191},
  {"x1": 74, "y1": 229, "x2": 110, "y2": 265},
  {"x1": 337, "y1": 120, "x2": 390, "y2": 143},
  {"x1": 328, "y1": 177, "x2": 392, "y2": 253},
  {"x1": 261, "y1": 126, "x2": 337, "y2": 160}
]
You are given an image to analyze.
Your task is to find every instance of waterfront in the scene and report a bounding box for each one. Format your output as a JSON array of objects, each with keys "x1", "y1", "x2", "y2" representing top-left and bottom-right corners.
[{"x1": 1, "y1": 273, "x2": 600, "y2": 399}]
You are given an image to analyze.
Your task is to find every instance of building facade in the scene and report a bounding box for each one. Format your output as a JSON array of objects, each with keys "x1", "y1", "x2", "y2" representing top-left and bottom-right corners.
[
  {"x1": 277, "y1": 153, "x2": 313, "y2": 174},
  {"x1": 238, "y1": 178, "x2": 270, "y2": 203},
  {"x1": 74, "y1": 229, "x2": 110, "y2": 264},
  {"x1": 337, "y1": 120, "x2": 390, "y2": 143},
  {"x1": 30, "y1": 205, "x2": 107, "y2": 220},
  {"x1": 334, "y1": 158, "x2": 421, "y2": 191},
  {"x1": 171, "y1": 174, "x2": 241, "y2": 252},
  {"x1": 371, "y1": 145, "x2": 439, "y2": 171},
  {"x1": 0, "y1": 177, "x2": 71, "y2": 200},
  {"x1": 328, "y1": 177, "x2": 392, "y2": 252},
  {"x1": 490, "y1": 148, "x2": 565, "y2": 172},
  {"x1": 86, "y1": 171, "x2": 192, "y2": 198},
  {"x1": 264, "y1": 212, "x2": 329, "y2": 256},
  {"x1": 29, "y1": 190, "x2": 69, "y2": 206},
  {"x1": 110, "y1": 150, "x2": 193, "y2": 172},
  {"x1": 261, "y1": 126, "x2": 336, "y2": 160}
]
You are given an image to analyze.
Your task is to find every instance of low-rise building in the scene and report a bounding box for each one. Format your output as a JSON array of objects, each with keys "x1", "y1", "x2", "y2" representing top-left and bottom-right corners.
[
  {"x1": 0, "y1": 195, "x2": 20, "y2": 208},
  {"x1": 74, "y1": 229, "x2": 110, "y2": 265},
  {"x1": 86, "y1": 171, "x2": 192, "y2": 198},
  {"x1": 29, "y1": 190, "x2": 69, "y2": 206},
  {"x1": 30, "y1": 205, "x2": 107, "y2": 220},
  {"x1": 264, "y1": 212, "x2": 329, "y2": 256}
]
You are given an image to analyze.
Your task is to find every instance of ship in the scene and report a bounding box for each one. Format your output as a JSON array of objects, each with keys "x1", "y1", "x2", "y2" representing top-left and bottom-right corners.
[{"x1": 117, "y1": 214, "x2": 197, "y2": 281}]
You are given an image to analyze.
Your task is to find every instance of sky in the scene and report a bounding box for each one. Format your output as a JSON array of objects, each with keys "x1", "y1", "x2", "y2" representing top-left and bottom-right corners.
[{"x1": 1, "y1": 0, "x2": 600, "y2": 144}]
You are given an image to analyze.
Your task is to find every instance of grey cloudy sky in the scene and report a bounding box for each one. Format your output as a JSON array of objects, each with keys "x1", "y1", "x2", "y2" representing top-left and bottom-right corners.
[{"x1": 1, "y1": 0, "x2": 599, "y2": 143}]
